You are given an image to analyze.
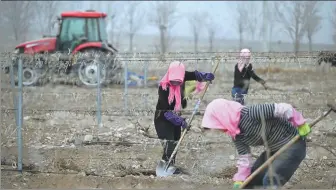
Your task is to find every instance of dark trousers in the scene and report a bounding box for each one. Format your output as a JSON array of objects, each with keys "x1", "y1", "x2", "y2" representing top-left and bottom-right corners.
[
  {"x1": 231, "y1": 87, "x2": 248, "y2": 105},
  {"x1": 154, "y1": 119, "x2": 181, "y2": 165},
  {"x1": 244, "y1": 139, "x2": 306, "y2": 189}
]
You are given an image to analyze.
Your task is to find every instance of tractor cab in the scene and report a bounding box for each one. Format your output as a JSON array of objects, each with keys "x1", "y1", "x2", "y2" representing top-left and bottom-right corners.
[{"x1": 55, "y1": 10, "x2": 109, "y2": 53}]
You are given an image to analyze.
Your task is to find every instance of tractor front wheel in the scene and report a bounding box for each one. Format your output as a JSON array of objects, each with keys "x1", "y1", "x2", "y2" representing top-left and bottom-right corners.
[
  {"x1": 20, "y1": 58, "x2": 47, "y2": 86},
  {"x1": 22, "y1": 67, "x2": 40, "y2": 86},
  {"x1": 78, "y1": 59, "x2": 106, "y2": 87}
]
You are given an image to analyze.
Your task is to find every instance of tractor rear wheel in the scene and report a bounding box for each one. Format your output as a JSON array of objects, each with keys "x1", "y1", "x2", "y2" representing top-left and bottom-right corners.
[{"x1": 77, "y1": 51, "x2": 107, "y2": 87}]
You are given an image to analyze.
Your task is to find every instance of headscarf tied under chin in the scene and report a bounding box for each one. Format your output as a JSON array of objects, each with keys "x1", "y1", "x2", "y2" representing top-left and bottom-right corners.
[
  {"x1": 159, "y1": 61, "x2": 186, "y2": 111},
  {"x1": 202, "y1": 98, "x2": 244, "y2": 139},
  {"x1": 237, "y1": 48, "x2": 251, "y2": 72}
]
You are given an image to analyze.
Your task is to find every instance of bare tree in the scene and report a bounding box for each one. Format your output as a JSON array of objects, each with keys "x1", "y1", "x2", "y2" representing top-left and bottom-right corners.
[
  {"x1": 0, "y1": 1, "x2": 36, "y2": 42},
  {"x1": 205, "y1": 16, "x2": 218, "y2": 52},
  {"x1": 234, "y1": 2, "x2": 248, "y2": 50},
  {"x1": 303, "y1": 1, "x2": 323, "y2": 52},
  {"x1": 267, "y1": 2, "x2": 278, "y2": 51},
  {"x1": 188, "y1": 11, "x2": 207, "y2": 53},
  {"x1": 246, "y1": 2, "x2": 259, "y2": 41},
  {"x1": 125, "y1": 2, "x2": 145, "y2": 52},
  {"x1": 149, "y1": 1, "x2": 179, "y2": 54},
  {"x1": 330, "y1": 7, "x2": 336, "y2": 44},
  {"x1": 105, "y1": 2, "x2": 125, "y2": 49},
  {"x1": 32, "y1": 2, "x2": 60, "y2": 36},
  {"x1": 260, "y1": 1, "x2": 276, "y2": 52},
  {"x1": 274, "y1": 2, "x2": 308, "y2": 55}
]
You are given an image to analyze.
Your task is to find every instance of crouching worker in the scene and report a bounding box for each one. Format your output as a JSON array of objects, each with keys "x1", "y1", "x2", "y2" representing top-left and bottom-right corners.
[
  {"x1": 154, "y1": 61, "x2": 215, "y2": 175},
  {"x1": 201, "y1": 98, "x2": 311, "y2": 189}
]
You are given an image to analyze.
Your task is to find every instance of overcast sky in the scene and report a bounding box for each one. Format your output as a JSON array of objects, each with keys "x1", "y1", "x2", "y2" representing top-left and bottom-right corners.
[{"x1": 78, "y1": 1, "x2": 334, "y2": 44}]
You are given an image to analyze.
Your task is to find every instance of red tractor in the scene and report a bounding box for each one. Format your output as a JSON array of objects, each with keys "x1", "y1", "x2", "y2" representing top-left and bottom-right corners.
[{"x1": 7, "y1": 10, "x2": 123, "y2": 86}]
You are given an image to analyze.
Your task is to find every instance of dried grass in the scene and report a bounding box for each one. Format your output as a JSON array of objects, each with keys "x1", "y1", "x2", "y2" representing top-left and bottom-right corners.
[
  {"x1": 255, "y1": 67, "x2": 317, "y2": 74},
  {"x1": 1, "y1": 124, "x2": 17, "y2": 146}
]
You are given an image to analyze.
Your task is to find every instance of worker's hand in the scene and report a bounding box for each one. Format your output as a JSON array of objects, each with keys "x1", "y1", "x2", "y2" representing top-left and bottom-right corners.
[
  {"x1": 180, "y1": 119, "x2": 189, "y2": 129},
  {"x1": 233, "y1": 181, "x2": 243, "y2": 189},
  {"x1": 184, "y1": 95, "x2": 191, "y2": 101},
  {"x1": 298, "y1": 123, "x2": 311, "y2": 137},
  {"x1": 261, "y1": 81, "x2": 268, "y2": 89},
  {"x1": 184, "y1": 92, "x2": 195, "y2": 101}
]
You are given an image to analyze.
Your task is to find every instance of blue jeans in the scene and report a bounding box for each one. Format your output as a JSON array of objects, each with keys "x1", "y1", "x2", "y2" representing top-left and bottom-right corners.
[
  {"x1": 231, "y1": 87, "x2": 248, "y2": 105},
  {"x1": 243, "y1": 139, "x2": 307, "y2": 189}
]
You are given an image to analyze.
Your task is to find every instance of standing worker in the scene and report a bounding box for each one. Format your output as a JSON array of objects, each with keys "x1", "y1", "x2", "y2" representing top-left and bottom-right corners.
[
  {"x1": 154, "y1": 61, "x2": 215, "y2": 175},
  {"x1": 232, "y1": 48, "x2": 267, "y2": 105},
  {"x1": 201, "y1": 98, "x2": 311, "y2": 189}
]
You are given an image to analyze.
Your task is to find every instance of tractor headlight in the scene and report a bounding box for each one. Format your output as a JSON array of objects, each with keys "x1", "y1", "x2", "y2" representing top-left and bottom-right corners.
[
  {"x1": 11, "y1": 48, "x2": 19, "y2": 62},
  {"x1": 13, "y1": 49, "x2": 19, "y2": 54}
]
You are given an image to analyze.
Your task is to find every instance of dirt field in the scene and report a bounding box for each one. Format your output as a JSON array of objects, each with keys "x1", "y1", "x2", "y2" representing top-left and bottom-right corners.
[{"x1": 1, "y1": 55, "x2": 336, "y2": 189}]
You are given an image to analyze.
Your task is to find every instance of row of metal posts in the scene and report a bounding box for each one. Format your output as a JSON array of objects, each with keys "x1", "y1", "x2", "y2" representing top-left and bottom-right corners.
[
  {"x1": 10, "y1": 56, "x2": 146, "y2": 173},
  {"x1": 12, "y1": 55, "x2": 214, "y2": 173}
]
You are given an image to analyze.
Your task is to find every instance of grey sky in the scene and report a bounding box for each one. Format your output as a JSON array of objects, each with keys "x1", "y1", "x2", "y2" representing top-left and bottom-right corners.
[{"x1": 75, "y1": 1, "x2": 334, "y2": 44}]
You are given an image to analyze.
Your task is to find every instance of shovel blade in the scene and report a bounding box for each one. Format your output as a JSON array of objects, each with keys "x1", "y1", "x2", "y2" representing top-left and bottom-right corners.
[{"x1": 155, "y1": 160, "x2": 176, "y2": 177}]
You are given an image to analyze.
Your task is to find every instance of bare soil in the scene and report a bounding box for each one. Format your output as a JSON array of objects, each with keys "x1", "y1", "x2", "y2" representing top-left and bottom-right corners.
[{"x1": 1, "y1": 58, "x2": 336, "y2": 189}]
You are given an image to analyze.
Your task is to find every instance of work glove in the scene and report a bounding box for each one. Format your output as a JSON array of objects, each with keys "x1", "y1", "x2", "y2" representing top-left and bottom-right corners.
[
  {"x1": 233, "y1": 181, "x2": 243, "y2": 189},
  {"x1": 194, "y1": 70, "x2": 215, "y2": 83},
  {"x1": 164, "y1": 111, "x2": 188, "y2": 129},
  {"x1": 297, "y1": 123, "x2": 311, "y2": 137}
]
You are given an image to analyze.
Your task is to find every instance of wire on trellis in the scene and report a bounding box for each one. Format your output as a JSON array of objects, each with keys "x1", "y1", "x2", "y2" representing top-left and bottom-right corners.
[
  {"x1": 1, "y1": 51, "x2": 333, "y2": 173},
  {"x1": 1, "y1": 107, "x2": 331, "y2": 117}
]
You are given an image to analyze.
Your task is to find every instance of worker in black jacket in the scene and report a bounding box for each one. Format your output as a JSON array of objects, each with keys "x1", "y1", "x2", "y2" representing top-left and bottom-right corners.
[
  {"x1": 154, "y1": 61, "x2": 215, "y2": 175},
  {"x1": 232, "y1": 48, "x2": 267, "y2": 105}
]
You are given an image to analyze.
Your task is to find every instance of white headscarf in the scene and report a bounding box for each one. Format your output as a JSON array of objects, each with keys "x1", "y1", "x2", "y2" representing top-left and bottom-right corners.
[{"x1": 237, "y1": 48, "x2": 251, "y2": 72}]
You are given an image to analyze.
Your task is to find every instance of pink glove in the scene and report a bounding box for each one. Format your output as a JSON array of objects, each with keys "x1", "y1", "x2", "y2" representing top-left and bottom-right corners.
[
  {"x1": 233, "y1": 154, "x2": 253, "y2": 181},
  {"x1": 195, "y1": 82, "x2": 206, "y2": 93},
  {"x1": 274, "y1": 103, "x2": 306, "y2": 127},
  {"x1": 289, "y1": 108, "x2": 306, "y2": 127}
]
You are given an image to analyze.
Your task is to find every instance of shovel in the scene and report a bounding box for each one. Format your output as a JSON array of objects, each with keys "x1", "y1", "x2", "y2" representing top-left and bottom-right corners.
[
  {"x1": 156, "y1": 56, "x2": 221, "y2": 177},
  {"x1": 238, "y1": 103, "x2": 336, "y2": 189}
]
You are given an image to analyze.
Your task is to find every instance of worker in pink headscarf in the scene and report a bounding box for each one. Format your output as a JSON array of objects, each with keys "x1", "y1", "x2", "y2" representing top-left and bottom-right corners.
[
  {"x1": 201, "y1": 98, "x2": 311, "y2": 189},
  {"x1": 232, "y1": 48, "x2": 267, "y2": 105},
  {"x1": 154, "y1": 61, "x2": 215, "y2": 175}
]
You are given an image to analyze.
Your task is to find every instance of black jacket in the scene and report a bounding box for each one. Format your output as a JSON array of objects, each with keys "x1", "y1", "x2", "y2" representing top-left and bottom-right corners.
[
  {"x1": 154, "y1": 71, "x2": 197, "y2": 121},
  {"x1": 233, "y1": 64, "x2": 264, "y2": 91}
]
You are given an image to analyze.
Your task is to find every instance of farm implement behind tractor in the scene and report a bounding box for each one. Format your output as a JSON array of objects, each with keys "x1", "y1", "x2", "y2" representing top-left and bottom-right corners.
[{"x1": 4, "y1": 10, "x2": 157, "y2": 87}]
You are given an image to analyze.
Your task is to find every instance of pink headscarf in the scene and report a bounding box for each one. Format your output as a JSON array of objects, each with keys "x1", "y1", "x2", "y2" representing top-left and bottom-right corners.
[
  {"x1": 202, "y1": 98, "x2": 244, "y2": 139},
  {"x1": 237, "y1": 48, "x2": 251, "y2": 72},
  {"x1": 159, "y1": 61, "x2": 186, "y2": 111}
]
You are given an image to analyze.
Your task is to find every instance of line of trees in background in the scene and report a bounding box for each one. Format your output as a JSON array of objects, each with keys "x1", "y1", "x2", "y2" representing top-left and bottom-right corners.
[
  {"x1": 0, "y1": 1, "x2": 334, "y2": 54},
  {"x1": 235, "y1": 1, "x2": 328, "y2": 54}
]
